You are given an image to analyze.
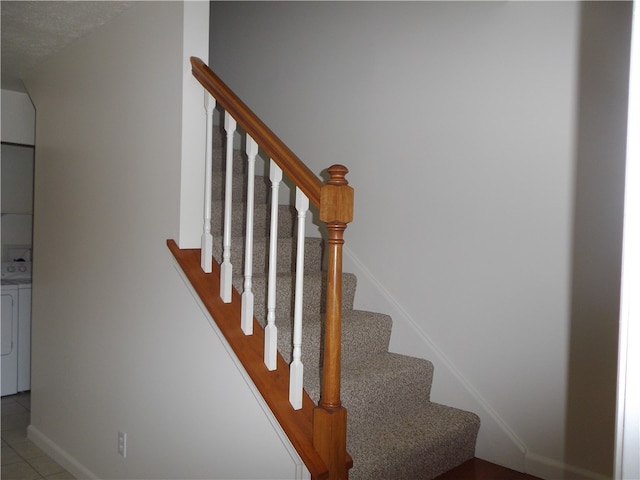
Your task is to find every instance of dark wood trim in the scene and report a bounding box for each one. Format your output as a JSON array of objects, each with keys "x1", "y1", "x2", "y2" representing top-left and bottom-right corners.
[
  {"x1": 434, "y1": 458, "x2": 543, "y2": 480},
  {"x1": 167, "y1": 240, "x2": 352, "y2": 480},
  {"x1": 190, "y1": 57, "x2": 323, "y2": 207},
  {"x1": 1, "y1": 141, "x2": 34, "y2": 148}
]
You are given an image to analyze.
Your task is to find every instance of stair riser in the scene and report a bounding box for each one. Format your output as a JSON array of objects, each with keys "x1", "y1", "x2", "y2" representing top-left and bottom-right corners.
[
  {"x1": 347, "y1": 404, "x2": 480, "y2": 480},
  {"x1": 351, "y1": 434, "x2": 477, "y2": 480},
  {"x1": 212, "y1": 174, "x2": 271, "y2": 204},
  {"x1": 231, "y1": 272, "x2": 357, "y2": 324},
  {"x1": 211, "y1": 202, "x2": 295, "y2": 238},
  {"x1": 305, "y1": 356, "x2": 435, "y2": 423},
  {"x1": 213, "y1": 237, "x2": 324, "y2": 275},
  {"x1": 275, "y1": 311, "x2": 393, "y2": 371},
  {"x1": 212, "y1": 146, "x2": 249, "y2": 173}
]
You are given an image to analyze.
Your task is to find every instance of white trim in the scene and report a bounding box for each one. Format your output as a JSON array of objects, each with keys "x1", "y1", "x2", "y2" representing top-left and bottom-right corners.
[
  {"x1": 178, "y1": 0, "x2": 209, "y2": 249},
  {"x1": 615, "y1": 2, "x2": 640, "y2": 479},
  {"x1": 27, "y1": 424, "x2": 99, "y2": 480},
  {"x1": 526, "y1": 452, "x2": 610, "y2": 480}
]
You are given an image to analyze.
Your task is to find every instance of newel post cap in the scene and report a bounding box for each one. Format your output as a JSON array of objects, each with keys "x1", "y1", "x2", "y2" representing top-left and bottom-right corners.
[{"x1": 320, "y1": 165, "x2": 354, "y2": 224}]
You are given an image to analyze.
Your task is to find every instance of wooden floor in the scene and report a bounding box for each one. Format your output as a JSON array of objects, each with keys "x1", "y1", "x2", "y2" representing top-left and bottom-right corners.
[{"x1": 435, "y1": 458, "x2": 542, "y2": 480}]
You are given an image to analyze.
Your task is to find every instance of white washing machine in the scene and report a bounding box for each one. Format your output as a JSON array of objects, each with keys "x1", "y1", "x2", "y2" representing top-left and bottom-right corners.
[{"x1": 1, "y1": 261, "x2": 32, "y2": 396}]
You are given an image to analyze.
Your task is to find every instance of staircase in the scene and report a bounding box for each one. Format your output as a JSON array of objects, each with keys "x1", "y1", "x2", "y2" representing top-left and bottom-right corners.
[
  {"x1": 171, "y1": 58, "x2": 481, "y2": 479},
  {"x1": 213, "y1": 135, "x2": 480, "y2": 479}
]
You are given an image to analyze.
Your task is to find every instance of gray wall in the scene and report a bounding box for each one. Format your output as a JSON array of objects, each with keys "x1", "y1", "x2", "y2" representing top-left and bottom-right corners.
[
  {"x1": 1, "y1": 143, "x2": 34, "y2": 261},
  {"x1": 24, "y1": 3, "x2": 301, "y2": 478},
  {"x1": 1, "y1": 90, "x2": 35, "y2": 145},
  {"x1": 210, "y1": 2, "x2": 631, "y2": 478},
  {"x1": 566, "y1": 2, "x2": 631, "y2": 473},
  {"x1": 1, "y1": 90, "x2": 36, "y2": 261}
]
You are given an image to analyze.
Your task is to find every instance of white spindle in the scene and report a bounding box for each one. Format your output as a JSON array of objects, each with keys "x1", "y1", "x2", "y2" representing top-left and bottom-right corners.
[
  {"x1": 241, "y1": 136, "x2": 258, "y2": 335},
  {"x1": 264, "y1": 160, "x2": 282, "y2": 370},
  {"x1": 220, "y1": 112, "x2": 236, "y2": 303},
  {"x1": 289, "y1": 187, "x2": 308, "y2": 410},
  {"x1": 201, "y1": 91, "x2": 215, "y2": 273}
]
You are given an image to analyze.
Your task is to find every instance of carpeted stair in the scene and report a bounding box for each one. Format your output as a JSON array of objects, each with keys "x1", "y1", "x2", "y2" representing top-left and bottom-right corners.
[{"x1": 210, "y1": 134, "x2": 480, "y2": 479}]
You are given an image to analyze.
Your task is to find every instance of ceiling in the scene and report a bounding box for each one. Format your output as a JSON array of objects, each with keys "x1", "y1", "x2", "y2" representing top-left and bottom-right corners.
[{"x1": 1, "y1": 1, "x2": 132, "y2": 93}]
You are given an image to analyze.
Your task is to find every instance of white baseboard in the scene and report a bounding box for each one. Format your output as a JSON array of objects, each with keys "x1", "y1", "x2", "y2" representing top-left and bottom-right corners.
[
  {"x1": 27, "y1": 424, "x2": 99, "y2": 480},
  {"x1": 526, "y1": 452, "x2": 610, "y2": 480}
]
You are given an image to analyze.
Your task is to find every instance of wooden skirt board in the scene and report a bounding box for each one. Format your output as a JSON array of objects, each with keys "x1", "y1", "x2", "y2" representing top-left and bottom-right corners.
[{"x1": 434, "y1": 458, "x2": 543, "y2": 480}]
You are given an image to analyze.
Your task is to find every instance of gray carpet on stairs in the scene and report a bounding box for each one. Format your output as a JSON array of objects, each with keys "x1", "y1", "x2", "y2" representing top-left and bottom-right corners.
[{"x1": 210, "y1": 134, "x2": 480, "y2": 479}]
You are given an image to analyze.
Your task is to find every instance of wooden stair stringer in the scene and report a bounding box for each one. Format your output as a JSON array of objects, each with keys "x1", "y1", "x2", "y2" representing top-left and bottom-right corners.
[{"x1": 167, "y1": 240, "x2": 353, "y2": 480}]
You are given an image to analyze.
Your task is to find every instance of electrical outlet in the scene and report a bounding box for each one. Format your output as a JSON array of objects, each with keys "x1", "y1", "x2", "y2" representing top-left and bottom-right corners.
[{"x1": 118, "y1": 431, "x2": 127, "y2": 458}]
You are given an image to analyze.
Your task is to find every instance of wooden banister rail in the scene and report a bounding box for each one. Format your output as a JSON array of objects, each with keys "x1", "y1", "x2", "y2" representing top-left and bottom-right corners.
[
  {"x1": 191, "y1": 57, "x2": 323, "y2": 206},
  {"x1": 190, "y1": 57, "x2": 353, "y2": 479}
]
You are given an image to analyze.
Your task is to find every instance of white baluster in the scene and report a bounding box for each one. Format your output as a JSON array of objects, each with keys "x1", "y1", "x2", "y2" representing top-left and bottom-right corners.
[
  {"x1": 220, "y1": 112, "x2": 236, "y2": 303},
  {"x1": 201, "y1": 91, "x2": 215, "y2": 273},
  {"x1": 241, "y1": 136, "x2": 258, "y2": 335},
  {"x1": 264, "y1": 160, "x2": 282, "y2": 370},
  {"x1": 289, "y1": 187, "x2": 308, "y2": 410}
]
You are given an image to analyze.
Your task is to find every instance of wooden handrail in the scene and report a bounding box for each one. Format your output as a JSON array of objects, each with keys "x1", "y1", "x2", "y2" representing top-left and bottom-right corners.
[
  {"x1": 190, "y1": 58, "x2": 353, "y2": 479},
  {"x1": 191, "y1": 57, "x2": 323, "y2": 207}
]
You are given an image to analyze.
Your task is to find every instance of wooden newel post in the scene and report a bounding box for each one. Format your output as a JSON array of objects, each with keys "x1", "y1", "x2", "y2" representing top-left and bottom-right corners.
[{"x1": 314, "y1": 165, "x2": 354, "y2": 480}]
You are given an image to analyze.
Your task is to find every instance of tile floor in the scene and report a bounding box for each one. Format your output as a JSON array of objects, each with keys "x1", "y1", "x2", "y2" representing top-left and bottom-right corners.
[{"x1": 2, "y1": 392, "x2": 76, "y2": 480}]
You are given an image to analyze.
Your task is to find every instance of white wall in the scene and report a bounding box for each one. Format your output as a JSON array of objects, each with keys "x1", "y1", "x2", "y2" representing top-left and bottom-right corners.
[
  {"x1": 24, "y1": 2, "x2": 302, "y2": 479},
  {"x1": 210, "y1": 2, "x2": 631, "y2": 478}
]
